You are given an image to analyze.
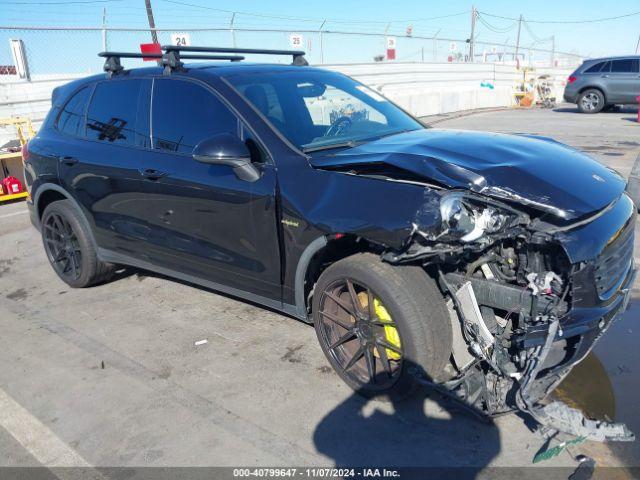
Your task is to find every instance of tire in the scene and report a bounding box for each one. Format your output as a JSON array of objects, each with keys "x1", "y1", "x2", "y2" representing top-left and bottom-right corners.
[
  {"x1": 577, "y1": 89, "x2": 605, "y2": 113},
  {"x1": 312, "y1": 252, "x2": 452, "y2": 401},
  {"x1": 41, "y1": 200, "x2": 115, "y2": 288}
]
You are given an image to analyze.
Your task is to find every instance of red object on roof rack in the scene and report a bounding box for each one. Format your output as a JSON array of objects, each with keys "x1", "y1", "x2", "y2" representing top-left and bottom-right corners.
[{"x1": 140, "y1": 43, "x2": 162, "y2": 62}]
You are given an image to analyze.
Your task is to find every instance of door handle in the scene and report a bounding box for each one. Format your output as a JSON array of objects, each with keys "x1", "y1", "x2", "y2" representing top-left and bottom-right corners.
[
  {"x1": 138, "y1": 168, "x2": 168, "y2": 180},
  {"x1": 59, "y1": 156, "x2": 78, "y2": 166},
  {"x1": 601, "y1": 74, "x2": 609, "y2": 78}
]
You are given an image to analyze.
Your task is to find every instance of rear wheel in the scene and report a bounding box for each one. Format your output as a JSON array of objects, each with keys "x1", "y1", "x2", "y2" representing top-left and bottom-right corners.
[
  {"x1": 41, "y1": 200, "x2": 114, "y2": 288},
  {"x1": 578, "y1": 89, "x2": 605, "y2": 113},
  {"x1": 313, "y1": 253, "x2": 452, "y2": 400}
]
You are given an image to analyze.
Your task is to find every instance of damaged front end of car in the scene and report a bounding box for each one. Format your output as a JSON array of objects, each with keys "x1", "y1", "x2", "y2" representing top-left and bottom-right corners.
[{"x1": 383, "y1": 189, "x2": 637, "y2": 442}]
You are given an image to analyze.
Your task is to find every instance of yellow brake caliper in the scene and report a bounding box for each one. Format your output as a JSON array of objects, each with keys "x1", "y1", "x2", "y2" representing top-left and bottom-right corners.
[{"x1": 357, "y1": 292, "x2": 401, "y2": 360}]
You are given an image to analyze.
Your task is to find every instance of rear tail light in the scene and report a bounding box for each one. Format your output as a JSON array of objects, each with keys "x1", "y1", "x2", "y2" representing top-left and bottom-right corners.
[
  {"x1": 567, "y1": 76, "x2": 577, "y2": 84},
  {"x1": 21, "y1": 141, "x2": 29, "y2": 163}
]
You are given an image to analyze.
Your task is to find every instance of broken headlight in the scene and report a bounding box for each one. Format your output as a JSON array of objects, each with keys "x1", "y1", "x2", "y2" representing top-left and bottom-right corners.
[{"x1": 440, "y1": 192, "x2": 511, "y2": 242}]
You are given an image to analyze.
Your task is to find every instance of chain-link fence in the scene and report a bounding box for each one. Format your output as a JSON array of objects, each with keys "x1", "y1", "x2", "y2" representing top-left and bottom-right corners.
[{"x1": 0, "y1": 26, "x2": 584, "y2": 79}]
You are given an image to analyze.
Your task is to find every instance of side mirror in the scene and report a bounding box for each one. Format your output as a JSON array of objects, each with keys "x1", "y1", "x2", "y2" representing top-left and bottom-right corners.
[{"x1": 193, "y1": 133, "x2": 260, "y2": 182}]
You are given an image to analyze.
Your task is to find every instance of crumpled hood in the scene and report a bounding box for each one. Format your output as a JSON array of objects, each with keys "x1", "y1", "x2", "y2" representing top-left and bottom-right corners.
[{"x1": 310, "y1": 129, "x2": 626, "y2": 220}]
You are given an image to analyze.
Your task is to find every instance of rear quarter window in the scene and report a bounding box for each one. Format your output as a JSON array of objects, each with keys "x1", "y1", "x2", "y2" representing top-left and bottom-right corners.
[
  {"x1": 584, "y1": 61, "x2": 607, "y2": 73},
  {"x1": 56, "y1": 86, "x2": 91, "y2": 137}
]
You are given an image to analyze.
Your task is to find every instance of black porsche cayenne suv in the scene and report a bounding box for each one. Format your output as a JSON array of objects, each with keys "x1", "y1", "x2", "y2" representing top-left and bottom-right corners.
[{"x1": 24, "y1": 46, "x2": 636, "y2": 440}]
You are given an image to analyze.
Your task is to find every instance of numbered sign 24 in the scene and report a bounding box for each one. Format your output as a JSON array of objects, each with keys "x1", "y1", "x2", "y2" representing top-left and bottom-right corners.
[{"x1": 170, "y1": 33, "x2": 191, "y2": 47}]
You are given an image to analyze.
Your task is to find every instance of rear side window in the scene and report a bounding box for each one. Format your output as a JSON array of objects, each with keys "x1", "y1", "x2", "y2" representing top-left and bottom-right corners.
[
  {"x1": 85, "y1": 80, "x2": 143, "y2": 146},
  {"x1": 56, "y1": 86, "x2": 91, "y2": 137},
  {"x1": 584, "y1": 61, "x2": 607, "y2": 73},
  {"x1": 611, "y1": 59, "x2": 639, "y2": 73},
  {"x1": 151, "y1": 79, "x2": 238, "y2": 154}
]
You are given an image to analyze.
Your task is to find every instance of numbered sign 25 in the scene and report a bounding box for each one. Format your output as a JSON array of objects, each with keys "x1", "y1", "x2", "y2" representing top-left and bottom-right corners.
[{"x1": 289, "y1": 34, "x2": 303, "y2": 49}]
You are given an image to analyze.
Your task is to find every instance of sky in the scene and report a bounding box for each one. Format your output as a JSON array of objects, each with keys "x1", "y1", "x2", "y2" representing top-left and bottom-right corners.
[{"x1": 0, "y1": 0, "x2": 639, "y2": 72}]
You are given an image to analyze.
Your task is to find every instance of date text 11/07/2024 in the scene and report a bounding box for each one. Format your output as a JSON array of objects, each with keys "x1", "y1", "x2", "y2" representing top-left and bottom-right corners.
[{"x1": 232, "y1": 468, "x2": 400, "y2": 478}]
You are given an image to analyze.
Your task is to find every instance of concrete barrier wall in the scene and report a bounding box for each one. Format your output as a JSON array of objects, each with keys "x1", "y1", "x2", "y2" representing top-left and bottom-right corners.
[
  {"x1": 327, "y1": 62, "x2": 572, "y2": 117},
  {"x1": 0, "y1": 62, "x2": 573, "y2": 145},
  {"x1": 0, "y1": 74, "x2": 82, "y2": 145}
]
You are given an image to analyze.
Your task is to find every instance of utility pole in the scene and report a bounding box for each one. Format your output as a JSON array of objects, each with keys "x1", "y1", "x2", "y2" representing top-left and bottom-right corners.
[
  {"x1": 144, "y1": 0, "x2": 161, "y2": 66},
  {"x1": 101, "y1": 7, "x2": 107, "y2": 51},
  {"x1": 144, "y1": 0, "x2": 159, "y2": 44},
  {"x1": 550, "y1": 35, "x2": 555, "y2": 67},
  {"x1": 468, "y1": 6, "x2": 476, "y2": 62},
  {"x1": 635, "y1": 34, "x2": 640, "y2": 54},
  {"x1": 514, "y1": 14, "x2": 523, "y2": 65}
]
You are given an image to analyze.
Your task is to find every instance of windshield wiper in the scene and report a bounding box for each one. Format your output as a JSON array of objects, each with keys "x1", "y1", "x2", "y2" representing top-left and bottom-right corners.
[
  {"x1": 302, "y1": 128, "x2": 421, "y2": 153},
  {"x1": 302, "y1": 140, "x2": 362, "y2": 153}
]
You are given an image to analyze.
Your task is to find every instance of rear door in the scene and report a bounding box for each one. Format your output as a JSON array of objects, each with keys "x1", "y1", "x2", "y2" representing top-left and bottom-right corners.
[
  {"x1": 604, "y1": 58, "x2": 640, "y2": 103},
  {"x1": 135, "y1": 77, "x2": 282, "y2": 300},
  {"x1": 58, "y1": 78, "x2": 153, "y2": 256}
]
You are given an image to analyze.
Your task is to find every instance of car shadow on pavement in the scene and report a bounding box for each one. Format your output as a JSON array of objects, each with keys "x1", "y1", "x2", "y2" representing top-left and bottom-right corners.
[
  {"x1": 312, "y1": 361, "x2": 501, "y2": 478},
  {"x1": 107, "y1": 266, "x2": 294, "y2": 318},
  {"x1": 553, "y1": 106, "x2": 639, "y2": 115}
]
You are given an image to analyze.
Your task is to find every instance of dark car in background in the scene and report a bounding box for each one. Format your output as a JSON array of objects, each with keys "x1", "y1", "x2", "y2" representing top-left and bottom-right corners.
[
  {"x1": 564, "y1": 55, "x2": 640, "y2": 113},
  {"x1": 23, "y1": 45, "x2": 635, "y2": 441}
]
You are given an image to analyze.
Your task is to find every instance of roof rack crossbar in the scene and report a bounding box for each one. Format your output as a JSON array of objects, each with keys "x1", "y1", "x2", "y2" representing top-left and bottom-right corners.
[
  {"x1": 162, "y1": 45, "x2": 308, "y2": 66},
  {"x1": 98, "y1": 44, "x2": 308, "y2": 77},
  {"x1": 98, "y1": 52, "x2": 243, "y2": 61},
  {"x1": 98, "y1": 51, "x2": 245, "y2": 76}
]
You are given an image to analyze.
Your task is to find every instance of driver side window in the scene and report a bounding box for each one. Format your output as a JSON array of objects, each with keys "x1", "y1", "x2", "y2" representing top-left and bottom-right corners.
[{"x1": 152, "y1": 78, "x2": 238, "y2": 154}]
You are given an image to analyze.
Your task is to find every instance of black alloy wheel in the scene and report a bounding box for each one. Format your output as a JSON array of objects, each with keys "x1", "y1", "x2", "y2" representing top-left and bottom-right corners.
[
  {"x1": 43, "y1": 211, "x2": 83, "y2": 281},
  {"x1": 316, "y1": 278, "x2": 404, "y2": 391},
  {"x1": 40, "y1": 199, "x2": 115, "y2": 288}
]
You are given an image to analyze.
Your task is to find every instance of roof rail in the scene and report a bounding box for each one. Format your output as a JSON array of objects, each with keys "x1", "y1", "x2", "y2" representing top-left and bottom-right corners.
[
  {"x1": 162, "y1": 45, "x2": 308, "y2": 67},
  {"x1": 98, "y1": 51, "x2": 246, "y2": 77}
]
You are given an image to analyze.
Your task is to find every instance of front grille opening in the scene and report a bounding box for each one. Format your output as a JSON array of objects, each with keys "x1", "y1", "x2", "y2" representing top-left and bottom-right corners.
[{"x1": 595, "y1": 220, "x2": 634, "y2": 299}]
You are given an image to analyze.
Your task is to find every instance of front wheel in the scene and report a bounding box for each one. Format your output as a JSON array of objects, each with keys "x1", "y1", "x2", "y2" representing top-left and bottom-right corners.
[{"x1": 312, "y1": 253, "x2": 452, "y2": 400}]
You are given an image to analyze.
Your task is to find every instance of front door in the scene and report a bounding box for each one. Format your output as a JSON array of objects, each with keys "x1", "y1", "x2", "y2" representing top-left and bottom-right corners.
[
  {"x1": 604, "y1": 58, "x2": 640, "y2": 103},
  {"x1": 137, "y1": 77, "x2": 282, "y2": 301}
]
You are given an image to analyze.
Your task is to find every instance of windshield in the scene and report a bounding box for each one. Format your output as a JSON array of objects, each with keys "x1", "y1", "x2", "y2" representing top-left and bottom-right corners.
[{"x1": 225, "y1": 69, "x2": 422, "y2": 152}]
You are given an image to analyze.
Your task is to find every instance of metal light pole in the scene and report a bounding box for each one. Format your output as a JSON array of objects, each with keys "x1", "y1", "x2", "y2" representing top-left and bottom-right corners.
[
  {"x1": 319, "y1": 19, "x2": 326, "y2": 64},
  {"x1": 230, "y1": 12, "x2": 236, "y2": 48},
  {"x1": 469, "y1": 6, "x2": 476, "y2": 62},
  {"x1": 101, "y1": 7, "x2": 107, "y2": 51}
]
